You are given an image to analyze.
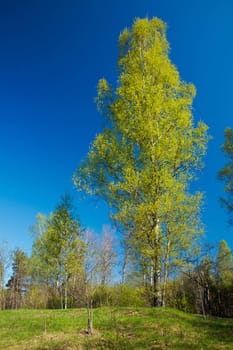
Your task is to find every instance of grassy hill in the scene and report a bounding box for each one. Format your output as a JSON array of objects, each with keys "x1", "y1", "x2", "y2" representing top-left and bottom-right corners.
[{"x1": 0, "y1": 307, "x2": 232, "y2": 349}]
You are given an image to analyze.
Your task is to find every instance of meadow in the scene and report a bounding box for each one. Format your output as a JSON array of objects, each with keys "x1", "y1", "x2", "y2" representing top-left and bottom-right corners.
[{"x1": 0, "y1": 307, "x2": 232, "y2": 349}]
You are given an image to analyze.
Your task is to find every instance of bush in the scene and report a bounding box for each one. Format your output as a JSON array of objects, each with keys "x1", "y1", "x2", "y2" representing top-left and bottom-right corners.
[{"x1": 111, "y1": 284, "x2": 146, "y2": 307}]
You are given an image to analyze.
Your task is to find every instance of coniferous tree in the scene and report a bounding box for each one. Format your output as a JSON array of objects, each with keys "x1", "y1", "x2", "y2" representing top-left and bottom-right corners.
[{"x1": 6, "y1": 249, "x2": 29, "y2": 309}]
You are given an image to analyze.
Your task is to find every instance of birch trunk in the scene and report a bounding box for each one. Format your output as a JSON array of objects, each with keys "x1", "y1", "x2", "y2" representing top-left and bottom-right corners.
[
  {"x1": 162, "y1": 240, "x2": 170, "y2": 307},
  {"x1": 152, "y1": 220, "x2": 161, "y2": 307}
]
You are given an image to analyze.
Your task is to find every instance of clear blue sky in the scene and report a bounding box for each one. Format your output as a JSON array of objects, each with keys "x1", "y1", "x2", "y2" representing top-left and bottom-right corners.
[{"x1": 0, "y1": 0, "x2": 232, "y2": 254}]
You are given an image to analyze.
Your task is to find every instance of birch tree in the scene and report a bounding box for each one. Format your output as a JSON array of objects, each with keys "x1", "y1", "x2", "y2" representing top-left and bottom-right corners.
[
  {"x1": 73, "y1": 17, "x2": 208, "y2": 306},
  {"x1": 31, "y1": 195, "x2": 85, "y2": 309},
  {"x1": 98, "y1": 225, "x2": 116, "y2": 286}
]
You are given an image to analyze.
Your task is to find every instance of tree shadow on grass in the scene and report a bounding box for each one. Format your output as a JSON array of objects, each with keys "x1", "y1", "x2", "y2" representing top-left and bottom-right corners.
[{"x1": 181, "y1": 314, "x2": 233, "y2": 346}]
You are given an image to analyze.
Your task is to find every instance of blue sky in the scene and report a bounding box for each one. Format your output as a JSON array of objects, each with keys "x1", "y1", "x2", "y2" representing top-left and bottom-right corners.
[{"x1": 0, "y1": 0, "x2": 232, "y2": 254}]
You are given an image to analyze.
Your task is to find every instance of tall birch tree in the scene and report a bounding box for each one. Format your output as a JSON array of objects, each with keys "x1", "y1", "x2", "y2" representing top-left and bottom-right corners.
[{"x1": 73, "y1": 17, "x2": 208, "y2": 306}]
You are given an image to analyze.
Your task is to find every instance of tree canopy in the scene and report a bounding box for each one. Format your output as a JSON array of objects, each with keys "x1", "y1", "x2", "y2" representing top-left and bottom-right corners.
[
  {"x1": 218, "y1": 127, "x2": 233, "y2": 224},
  {"x1": 31, "y1": 195, "x2": 85, "y2": 309},
  {"x1": 73, "y1": 17, "x2": 208, "y2": 306}
]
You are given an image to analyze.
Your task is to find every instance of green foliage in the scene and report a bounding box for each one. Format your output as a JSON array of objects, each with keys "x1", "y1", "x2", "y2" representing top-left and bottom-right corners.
[
  {"x1": 31, "y1": 195, "x2": 85, "y2": 309},
  {"x1": 216, "y1": 240, "x2": 233, "y2": 287},
  {"x1": 165, "y1": 242, "x2": 233, "y2": 318},
  {"x1": 218, "y1": 127, "x2": 233, "y2": 224},
  {"x1": 110, "y1": 284, "x2": 146, "y2": 307},
  {"x1": 73, "y1": 17, "x2": 208, "y2": 306},
  {"x1": 6, "y1": 249, "x2": 30, "y2": 309},
  {"x1": 24, "y1": 285, "x2": 47, "y2": 309}
]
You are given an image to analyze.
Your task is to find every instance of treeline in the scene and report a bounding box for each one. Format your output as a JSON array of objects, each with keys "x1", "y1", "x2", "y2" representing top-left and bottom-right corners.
[
  {"x1": 0, "y1": 197, "x2": 232, "y2": 317},
  {"x1": 167, "y1": 241, "x2": 233, "y2": 318}
]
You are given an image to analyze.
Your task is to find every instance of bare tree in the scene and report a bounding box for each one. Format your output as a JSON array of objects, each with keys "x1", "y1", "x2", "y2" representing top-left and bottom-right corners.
[
  {"x1": 83, "y1": 229, "x2": 99, "y2": 335},
  {"x1": 98, "y1": 225, "x2": 117, "y2": 286}
]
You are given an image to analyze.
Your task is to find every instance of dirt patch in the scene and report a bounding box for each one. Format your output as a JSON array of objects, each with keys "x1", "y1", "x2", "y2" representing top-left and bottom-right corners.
[{"x1": 122, "y1": 310, "x2": 142, "y2": 316}]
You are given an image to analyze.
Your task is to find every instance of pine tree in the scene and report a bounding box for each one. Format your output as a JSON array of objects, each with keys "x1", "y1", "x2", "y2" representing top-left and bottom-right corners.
[{"x1": 6, "y1": 249, "x2": 29, "y2": 309}]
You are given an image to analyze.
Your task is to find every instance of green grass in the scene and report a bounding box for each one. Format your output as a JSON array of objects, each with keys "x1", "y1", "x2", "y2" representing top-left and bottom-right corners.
[{"x1": 0, "y1": 307, "x2": 232, "y2": 349}]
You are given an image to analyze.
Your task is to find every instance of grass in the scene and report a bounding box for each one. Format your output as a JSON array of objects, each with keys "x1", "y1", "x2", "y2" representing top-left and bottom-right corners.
[{"x1": 0, "y1": 307, "x2": 232, "y2": 349}]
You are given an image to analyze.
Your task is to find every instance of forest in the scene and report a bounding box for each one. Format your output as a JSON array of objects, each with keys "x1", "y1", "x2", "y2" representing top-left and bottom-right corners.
[{"x1": 0, "y1": 18, "x2": 232, "y2": 338}]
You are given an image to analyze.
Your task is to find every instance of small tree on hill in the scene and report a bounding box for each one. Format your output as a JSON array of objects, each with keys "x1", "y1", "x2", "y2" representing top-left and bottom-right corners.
[{"x1": 31, "y1": 195, "x2": 85, "y2": 309}]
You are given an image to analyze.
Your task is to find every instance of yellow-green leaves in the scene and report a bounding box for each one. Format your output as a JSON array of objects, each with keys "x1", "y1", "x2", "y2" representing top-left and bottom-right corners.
[
  {"x1": 73, "y1": 17, "x2": 209, "y2": 293},
  {"x1": 218, "y1": 127, "x2": 233, "y2": 224},
  {"x1": 96, "y1": 78, "x2": 112, "y2": 114}
]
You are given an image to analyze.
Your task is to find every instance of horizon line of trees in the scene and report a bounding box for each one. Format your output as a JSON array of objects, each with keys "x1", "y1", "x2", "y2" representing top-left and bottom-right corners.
[
  {"x1": 0, "y1": 235, "x2": 232, "y2": 318},
  {"x1": 0, "y1": 195, "x2": 232, "y2": 318}
]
